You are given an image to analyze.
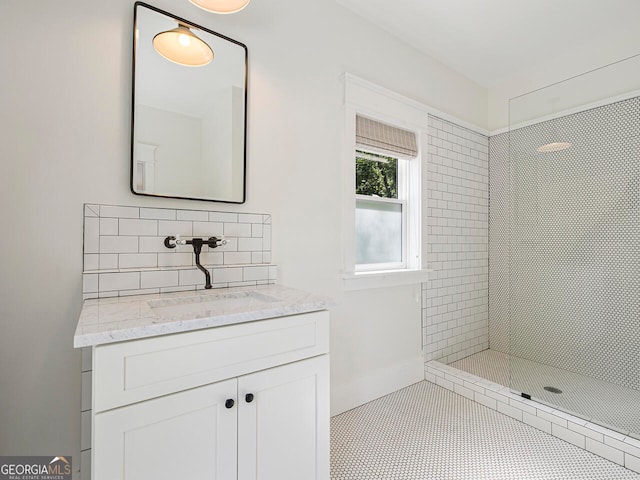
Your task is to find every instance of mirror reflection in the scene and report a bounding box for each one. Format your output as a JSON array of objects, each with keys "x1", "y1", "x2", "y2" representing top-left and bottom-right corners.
[{"x1": 132, "y1": 2, "x2": 247, "y2": 203}]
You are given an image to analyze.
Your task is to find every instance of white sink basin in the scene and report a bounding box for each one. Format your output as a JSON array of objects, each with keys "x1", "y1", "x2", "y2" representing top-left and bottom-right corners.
[{"x1": 148, "y1": 290, "x2": 280, "y2": 318}]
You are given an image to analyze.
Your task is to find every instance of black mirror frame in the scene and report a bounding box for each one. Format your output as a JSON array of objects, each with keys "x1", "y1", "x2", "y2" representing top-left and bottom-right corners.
[{"x1": 130, "y1": 1, "x2": 248, "y2": 204}]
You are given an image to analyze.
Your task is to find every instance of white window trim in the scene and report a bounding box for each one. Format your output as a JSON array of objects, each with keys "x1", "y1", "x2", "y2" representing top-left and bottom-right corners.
[{"x1": 342, "y1": 74, "x2": 431, "y2": 290}]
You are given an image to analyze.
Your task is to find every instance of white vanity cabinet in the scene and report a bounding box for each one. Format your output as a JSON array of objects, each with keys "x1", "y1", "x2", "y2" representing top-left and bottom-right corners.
[
  {"x1": 88, "y1": 310, "x2": 330, "y2": 480},
  {"x1": 237, "y1": 356, "x2": 329, "y2": 480},
  {"x1": 94, "y1": 379, "x2": 238, "y2": 479}
]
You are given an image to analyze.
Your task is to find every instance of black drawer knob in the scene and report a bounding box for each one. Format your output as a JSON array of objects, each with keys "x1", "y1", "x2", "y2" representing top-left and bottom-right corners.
[
  {"x1": 225, "y1": 398, "x2": 235, "y2": 409},
  {"x1": 245, "y1": 393, "x2": 254, "y2": 403}
]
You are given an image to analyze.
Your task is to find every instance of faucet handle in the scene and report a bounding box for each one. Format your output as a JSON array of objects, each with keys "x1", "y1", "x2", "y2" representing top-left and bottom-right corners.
[
  {"x1": 207, "y1": 236, "x2": 228, "y2": 248},
  {"x1": 164, "y1": 236, "x2": 177, "y2": 248},
  {"x1": 163, "y1": 235, "x2": 185, "y2": 249}
]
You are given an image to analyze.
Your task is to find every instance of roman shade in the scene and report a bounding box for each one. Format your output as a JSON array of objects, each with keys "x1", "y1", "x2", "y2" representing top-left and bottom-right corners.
[{"x1": 356, "y1": 115, "x2": 418, "y2": 159}]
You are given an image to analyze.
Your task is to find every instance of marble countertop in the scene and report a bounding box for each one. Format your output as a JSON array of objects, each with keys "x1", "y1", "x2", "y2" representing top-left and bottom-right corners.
[{"x1": 74, "y1": 284, "x2": 330, "y2": 348}]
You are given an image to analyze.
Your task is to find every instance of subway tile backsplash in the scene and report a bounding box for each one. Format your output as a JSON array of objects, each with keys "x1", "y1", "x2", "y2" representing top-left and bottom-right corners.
[{"x1": 83, "y1": 204, "x2": 275, "y2": 298}]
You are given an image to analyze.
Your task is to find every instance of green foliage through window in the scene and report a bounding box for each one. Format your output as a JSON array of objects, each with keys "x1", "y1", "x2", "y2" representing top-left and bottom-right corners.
[{"x1": 355, "y1": 150, "x2": 398, "y2": 199}]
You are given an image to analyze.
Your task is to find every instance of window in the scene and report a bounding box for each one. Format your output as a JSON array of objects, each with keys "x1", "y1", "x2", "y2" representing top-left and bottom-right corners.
[
  {"x1": 354, "y1": 114, "x2": 418, "y2": 273},
  {"x1": 355, "y1": 150, "x2": 404, "y2": 269},
  {"x1": 343, "y1": 74, "x2": 428, "y2": 289}
]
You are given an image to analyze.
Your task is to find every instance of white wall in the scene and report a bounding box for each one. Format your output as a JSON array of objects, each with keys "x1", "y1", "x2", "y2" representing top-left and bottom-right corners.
[
  {"x1": 0, "y1": 0, "x2": 487, "y2": 469},
  {"x1": 487, "y1": 52, "x2": 640, "y2": 131},
  {"x1": 136, "y1": 104, "x2": 204, "y2": 196},
  {"x1": 201, "y1": 86, "x2": 245, "y2": 201}
]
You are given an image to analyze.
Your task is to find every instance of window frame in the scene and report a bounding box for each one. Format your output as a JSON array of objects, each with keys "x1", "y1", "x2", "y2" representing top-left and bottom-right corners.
[
  {"x1": 342, "y1": 74, "x2": 429, "y2": 290},
  {"x1": 354, "y1": 148, "x2": 408, "y2": 272}
]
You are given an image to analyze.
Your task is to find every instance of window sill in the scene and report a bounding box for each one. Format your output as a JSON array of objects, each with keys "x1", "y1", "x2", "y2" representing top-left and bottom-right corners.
[{"x1": 342, "y1": 268, "x2": 431, "y2": 291}]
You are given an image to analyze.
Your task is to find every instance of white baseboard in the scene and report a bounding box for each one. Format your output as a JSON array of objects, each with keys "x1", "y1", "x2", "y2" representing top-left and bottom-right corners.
[{"x1": 330, "y1": 355, "x2": 424, "y2": 416}]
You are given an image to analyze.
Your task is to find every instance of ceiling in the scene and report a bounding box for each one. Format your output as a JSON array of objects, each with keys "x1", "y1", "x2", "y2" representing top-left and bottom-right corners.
[{"x1": 336, "y1": 0, "x2": 640, "y2": 89}]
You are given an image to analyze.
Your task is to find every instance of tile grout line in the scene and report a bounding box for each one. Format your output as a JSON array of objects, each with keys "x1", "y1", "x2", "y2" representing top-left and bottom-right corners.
[{"x1": 424, "y1": 360, "x2": 640, "y2": 474}]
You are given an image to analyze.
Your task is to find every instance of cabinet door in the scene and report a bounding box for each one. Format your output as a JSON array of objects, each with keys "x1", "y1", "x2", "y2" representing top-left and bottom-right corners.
[
  {"x1": 237, "y1": 355, "x2": 330, "y2": 480},
  {"x1": 94, "y1": 379, "x2": 237, "y2": 480}
]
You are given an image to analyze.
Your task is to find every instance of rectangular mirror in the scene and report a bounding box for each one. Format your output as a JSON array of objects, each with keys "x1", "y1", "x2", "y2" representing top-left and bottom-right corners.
[{"x1": 132, "y1": 2, "x2": 247, "y2": 203}]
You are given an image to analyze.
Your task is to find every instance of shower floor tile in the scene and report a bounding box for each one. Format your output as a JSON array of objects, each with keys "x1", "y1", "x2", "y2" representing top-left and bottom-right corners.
[
  {"x1": 450, "y1": 349, "x2": 640, "y2": 438},
  {"x1": 331, "y1": 381, "x2": 640, "y2": 479}
]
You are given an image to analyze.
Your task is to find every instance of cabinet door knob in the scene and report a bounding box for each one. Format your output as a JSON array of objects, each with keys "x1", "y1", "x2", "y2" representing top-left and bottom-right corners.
[
  {"x1": 245, "y1": 393, "x2": 254, "y2": 403},
  {"x1": 225, "y1": 398, "x2": 235, "y2": 409}
]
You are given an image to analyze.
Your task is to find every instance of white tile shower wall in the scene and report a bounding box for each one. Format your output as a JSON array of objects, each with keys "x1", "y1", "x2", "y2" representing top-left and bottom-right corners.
[
  {"x1": 488, "y1": 132, "x2": 509, "y2": 353},
  {"x1": 82, "y1": 204, "x2": 275, "y2": 298},
  {"x1": 487, "y1": 97, "x2": 640, "y2": 391},
  {"x1": 422, "y1": 116, "x2": 489, "y2": 364}
]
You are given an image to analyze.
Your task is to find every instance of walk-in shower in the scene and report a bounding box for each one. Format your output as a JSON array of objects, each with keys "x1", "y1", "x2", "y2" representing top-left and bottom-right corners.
[{"x1": 448, "y1": 54, "x2": 640, "y2": 440}]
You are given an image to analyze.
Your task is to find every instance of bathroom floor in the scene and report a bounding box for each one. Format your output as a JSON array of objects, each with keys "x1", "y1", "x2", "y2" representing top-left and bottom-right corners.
[
  {"x1": 330, "y1": 381, "x2": 640, "y2": 479},
  {"x1": 450, "y1": 349, "x2": 640, "y2": 437}
]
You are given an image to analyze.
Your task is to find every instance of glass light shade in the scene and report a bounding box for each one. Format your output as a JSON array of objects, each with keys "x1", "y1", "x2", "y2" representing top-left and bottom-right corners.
[
  {"x1": 189, "y1": 0, "x2": 251, "y2": 14},
  {"x1": 536, "y1": 141, "x2": 572, "y2": 153},
  {"x1": 153, "y1": 25, "x2": 213, "y2": 67}
]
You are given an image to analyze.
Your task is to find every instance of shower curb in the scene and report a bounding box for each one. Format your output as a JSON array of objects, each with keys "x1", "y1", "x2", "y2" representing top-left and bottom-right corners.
[{"x1": 425, "y1": 360, "x2": 640, "y2": 474}]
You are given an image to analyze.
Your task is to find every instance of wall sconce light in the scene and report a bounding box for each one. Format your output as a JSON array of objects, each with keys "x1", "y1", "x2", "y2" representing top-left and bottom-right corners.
[
  {"x1": 189, "y1": 0, "x2": 251, "y2": 14},
  {"x1": 153, "y1": 23, "x2": 214, "y2": 67}
]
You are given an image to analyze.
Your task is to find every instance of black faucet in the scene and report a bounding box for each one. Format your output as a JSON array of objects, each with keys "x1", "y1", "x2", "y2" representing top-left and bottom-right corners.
[
  {"x1": 164, "y1": 236, "x2": 226, "y2": 289},
  {"x1": 190, "y1": 238, "x2": 211, "y2": 289}
]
